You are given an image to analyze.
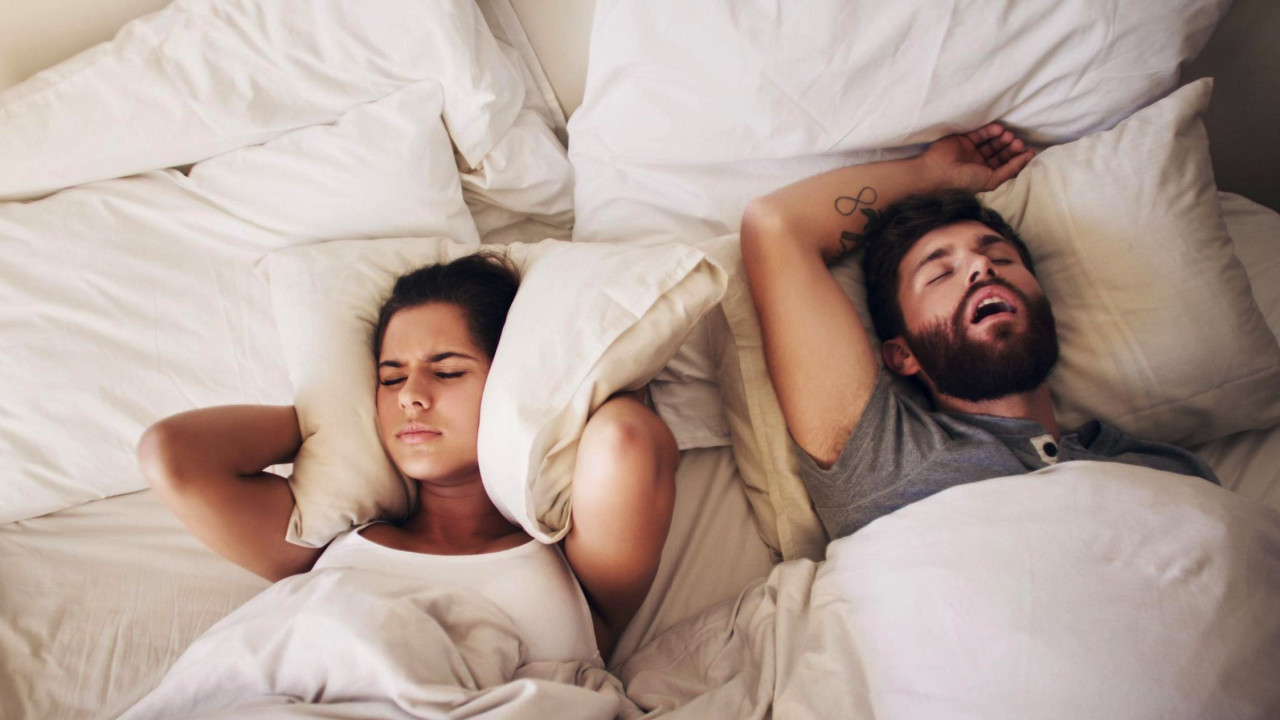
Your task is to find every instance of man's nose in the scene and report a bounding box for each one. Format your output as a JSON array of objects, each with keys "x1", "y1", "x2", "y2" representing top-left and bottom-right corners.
[{"x1": 966, "y1": 255, "x2": 998, "y2": 285}]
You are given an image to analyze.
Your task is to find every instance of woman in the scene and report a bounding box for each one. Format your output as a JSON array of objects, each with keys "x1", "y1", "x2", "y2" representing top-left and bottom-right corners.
[{"x1": 137, "y1": 252, "x2": 678, "y2": 662}]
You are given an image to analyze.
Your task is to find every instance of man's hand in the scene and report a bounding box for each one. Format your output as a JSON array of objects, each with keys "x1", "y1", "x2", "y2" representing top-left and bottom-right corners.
[{"x1": 921, "y1": 122, "x2": 1035, "y2": 194}]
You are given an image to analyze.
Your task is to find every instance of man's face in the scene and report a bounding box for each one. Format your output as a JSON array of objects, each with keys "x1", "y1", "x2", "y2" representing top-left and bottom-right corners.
[{"x1": 888, "y1": 221, "x2": 1059, "y2": 403}]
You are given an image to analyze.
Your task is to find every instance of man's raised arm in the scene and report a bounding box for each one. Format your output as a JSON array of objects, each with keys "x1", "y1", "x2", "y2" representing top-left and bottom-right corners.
[{"x1": 740, "y1": 124, "x2": 1032, "y2": 467}]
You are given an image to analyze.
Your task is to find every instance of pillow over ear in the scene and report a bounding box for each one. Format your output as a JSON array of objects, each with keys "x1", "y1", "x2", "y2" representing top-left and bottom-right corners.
[
  {"x1": 260, "y1": 237, "x2": 727, "y2": 546},
  {"x1": 259, "y1": 237, "x2": 478, "y2": 545}
]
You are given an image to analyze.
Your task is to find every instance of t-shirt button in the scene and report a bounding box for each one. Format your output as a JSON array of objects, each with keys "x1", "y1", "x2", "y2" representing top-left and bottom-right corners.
[{"x1": 1044, "y1": 441, "x2": 1058, "y2": 458}]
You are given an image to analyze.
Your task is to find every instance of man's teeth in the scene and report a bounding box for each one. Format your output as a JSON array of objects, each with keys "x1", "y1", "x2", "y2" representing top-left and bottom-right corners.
[{"x1": 972, "y1": 296, "x2": 1014, "y2": 323}]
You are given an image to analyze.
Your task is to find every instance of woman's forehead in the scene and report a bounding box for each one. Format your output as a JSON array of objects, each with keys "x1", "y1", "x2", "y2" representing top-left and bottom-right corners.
[{"x1": 380, "y1": 303, "x2": 480, "y2": 357}]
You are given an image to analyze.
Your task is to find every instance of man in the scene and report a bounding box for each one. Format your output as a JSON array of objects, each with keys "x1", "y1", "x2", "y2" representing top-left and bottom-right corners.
[{"x1": 741, "y1": 123, "x2": 1218, "y2": 539}]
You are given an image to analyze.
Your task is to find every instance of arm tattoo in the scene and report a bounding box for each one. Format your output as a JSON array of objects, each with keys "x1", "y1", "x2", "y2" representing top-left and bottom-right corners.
[{"x1": 834, "y1": 186, "x2": 880, "y2": 257}]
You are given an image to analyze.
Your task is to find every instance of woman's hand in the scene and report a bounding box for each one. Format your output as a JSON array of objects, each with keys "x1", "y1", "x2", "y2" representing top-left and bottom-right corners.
[{"x1": 921, "y1": 122, "x2": 1036, "y2": 194}]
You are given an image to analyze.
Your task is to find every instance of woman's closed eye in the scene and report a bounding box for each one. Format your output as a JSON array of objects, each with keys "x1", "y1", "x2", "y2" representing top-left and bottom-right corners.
[{"x1": 380, "y1": 371, "x2": 464, "y2": 386}]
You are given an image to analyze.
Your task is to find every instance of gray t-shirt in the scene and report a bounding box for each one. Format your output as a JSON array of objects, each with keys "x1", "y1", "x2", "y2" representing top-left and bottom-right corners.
[{"x1": 796, "y1": 370, "x2": 1220, "y2": 539}]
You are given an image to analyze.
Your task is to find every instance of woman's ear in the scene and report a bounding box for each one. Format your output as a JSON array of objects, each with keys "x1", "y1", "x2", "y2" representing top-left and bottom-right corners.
[{"x1": 881, "y1": 337, "x2": 921, "y2": 377}]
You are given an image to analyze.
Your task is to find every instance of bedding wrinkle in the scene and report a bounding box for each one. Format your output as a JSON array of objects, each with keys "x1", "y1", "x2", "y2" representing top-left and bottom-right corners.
[
  {"x1": 894, "y1": 0, "x2": 954, "y2": 143},
  {"x1": 1043, "y1": 5, "x2": 1114, "y2": 128}
]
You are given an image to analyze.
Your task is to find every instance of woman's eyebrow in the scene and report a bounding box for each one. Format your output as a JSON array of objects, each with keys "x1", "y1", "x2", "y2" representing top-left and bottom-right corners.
[
  {"x1": 378, "y1": 352, "x2": 477, "y2": 370},
  {"x1": 427, "y1": 352, "x2": 476, "y2": 363}
]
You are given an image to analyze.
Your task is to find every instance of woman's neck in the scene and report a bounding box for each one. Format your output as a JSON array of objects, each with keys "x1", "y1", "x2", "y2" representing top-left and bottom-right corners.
[{"x1": 399, "y1": 476, "x2": 526, "y2": 550}]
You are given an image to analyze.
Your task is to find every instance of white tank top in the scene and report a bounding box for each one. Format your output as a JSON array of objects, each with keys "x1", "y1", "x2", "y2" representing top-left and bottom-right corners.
[{"x1": 312, "y1": 527, "x2": 599, "y2": 664}]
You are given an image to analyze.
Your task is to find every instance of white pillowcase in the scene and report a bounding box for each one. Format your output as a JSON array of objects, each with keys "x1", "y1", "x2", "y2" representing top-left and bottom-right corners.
[
  {"x1": 0, "y1": 82, "x2": 480, "y2": 524},
  {"x1": 0, "y1": 0, "x2": 524, "y2": 201},
  {"x1": 569, "y1": 0, "x2": 1231, "y2": 246},
  {"x1": 260, "y1": 238, "x2": 727, "y2": 547},
  {"x1": 717, "y1": 78, "x2": 1280, "y2": 560}
]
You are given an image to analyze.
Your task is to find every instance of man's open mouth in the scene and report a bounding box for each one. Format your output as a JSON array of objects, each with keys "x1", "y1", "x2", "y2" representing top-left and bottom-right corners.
[{"x1": 971, "y1": 296, "x2": 1016, "y2": 324}]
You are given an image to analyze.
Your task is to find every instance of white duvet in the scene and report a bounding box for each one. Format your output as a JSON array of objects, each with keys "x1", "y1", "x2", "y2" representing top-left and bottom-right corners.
[
  {"x1": 621, "y1": 462, "x2": 1280, "y2": 719},
  {"x1": 119, "y1": 567, "x2": 637, "y2": 720}
]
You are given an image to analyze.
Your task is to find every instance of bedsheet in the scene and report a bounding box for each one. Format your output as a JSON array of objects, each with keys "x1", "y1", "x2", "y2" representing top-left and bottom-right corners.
[
  {"x1": 621, "y1": 462, "x2": 1280, "y2": 720},
  {"x1": 0, "y1": 448, "x2": 772, "y2": 720},
  {"x1": 0, "y1": 0, "x2": 523, "y2": 201},
  {"x1": 118, "y1": 567, "x2": 635, "y2": 720}
]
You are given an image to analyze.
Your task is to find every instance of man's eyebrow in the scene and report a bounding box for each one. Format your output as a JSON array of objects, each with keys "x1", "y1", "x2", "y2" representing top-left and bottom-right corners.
[
  {"x1": 377, "y1": 352, "x2": 476, "y2": 370},
  {"x1": 979, "y1": 234, "x2": 1015, "y2": 250},
  {"x1": 912, "y1": 246, "x2": 952, "y2": 276}
]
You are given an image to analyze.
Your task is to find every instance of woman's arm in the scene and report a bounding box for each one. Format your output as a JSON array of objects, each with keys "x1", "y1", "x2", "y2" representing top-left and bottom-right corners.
[
  {"x1": 562, "y1": 394, "x2": 678, "y2": 658},
  {"x1": 137, "y1": 405, "x2": 324, "y2": 581}
]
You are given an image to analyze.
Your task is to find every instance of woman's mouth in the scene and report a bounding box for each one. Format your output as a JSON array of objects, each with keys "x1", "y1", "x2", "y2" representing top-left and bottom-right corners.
[{"x1": 397, "y1": 424, "x2": 441, "y2": 444}]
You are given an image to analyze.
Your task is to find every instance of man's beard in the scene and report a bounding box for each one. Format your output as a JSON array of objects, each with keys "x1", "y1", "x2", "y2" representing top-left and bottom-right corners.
[{"x1": 903, "y1": 279, "x2": 1059, "y2": 403}]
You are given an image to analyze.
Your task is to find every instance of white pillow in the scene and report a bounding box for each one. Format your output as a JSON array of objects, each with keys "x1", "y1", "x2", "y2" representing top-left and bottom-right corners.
[
  {"x1": 0, "y1": 0, "x2": 524, "y2": 201},
  {"x1": 0, "y1": 82, "x2": 480, "y2": 524},
  {"x1": 569, "y1": 0, "x2": 1230, "y2": 246},
  {"x1": 716, "y1": 78, "x2": 1280, "y2": 560},
  {"x1": 459, "y1": 108, "x2": 575, "y2": 246},
  {"x1": 259, "y1": 238, "x2": 727, "y2": 547}
]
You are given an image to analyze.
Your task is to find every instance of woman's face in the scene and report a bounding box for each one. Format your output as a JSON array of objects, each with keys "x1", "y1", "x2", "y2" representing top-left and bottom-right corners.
[{"x1": 375, "y1": 302, "x2": 491, "y2": 486}]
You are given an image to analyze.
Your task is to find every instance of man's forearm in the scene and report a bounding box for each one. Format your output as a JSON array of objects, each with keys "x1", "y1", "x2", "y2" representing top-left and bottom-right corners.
[{"x1": 745, "y1": 154, "x2": 948, "y2": 263}]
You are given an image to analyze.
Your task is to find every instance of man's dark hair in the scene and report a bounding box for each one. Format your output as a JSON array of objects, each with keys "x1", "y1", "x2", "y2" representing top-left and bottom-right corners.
[
  {"x1": 372, "y1": 251, "x2": 521, "y2": 360},
  {"x1": 861, "y1": 189, "x2": 1034, "y2": 341}
]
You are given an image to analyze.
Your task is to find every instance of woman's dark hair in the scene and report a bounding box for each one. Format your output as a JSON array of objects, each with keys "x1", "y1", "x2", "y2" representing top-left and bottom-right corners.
[
  {"x1": 371, "y1": 251, "x2": 521, "y2": 360},
  {"x1": 861, "y1": 189, "x2": 1034, "y2": 341}
]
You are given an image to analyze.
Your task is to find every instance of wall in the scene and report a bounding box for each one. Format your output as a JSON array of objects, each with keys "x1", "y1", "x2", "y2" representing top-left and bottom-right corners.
[{"x1": 1184, "y1": 0, "x2": 1280, "y2": 211}]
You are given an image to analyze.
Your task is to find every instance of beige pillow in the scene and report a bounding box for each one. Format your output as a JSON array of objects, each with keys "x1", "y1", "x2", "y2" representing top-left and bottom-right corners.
[
  {"x1": 703, "y1": 237, "x2": 829, "y2": 563},
  {"x1": 980, "y1": 78, "x2": 1280, "y2": 445},
  {"x1": 261, "y1": 237, "x2": 726, "y2": 546},
  {"x1": 719, "y1": 78, "x2": 1280, "y2": 560}
]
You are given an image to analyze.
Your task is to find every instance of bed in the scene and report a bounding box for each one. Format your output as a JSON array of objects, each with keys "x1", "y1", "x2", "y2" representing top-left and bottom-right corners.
[{"x1": 1, "y1": 1, "x2": 1278, "y2": 718}]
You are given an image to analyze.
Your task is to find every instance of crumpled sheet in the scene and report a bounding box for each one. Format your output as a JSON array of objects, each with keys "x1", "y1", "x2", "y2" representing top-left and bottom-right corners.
[
  {"x1": 621, "y1": 462, "x2": 1280, "y2": 719},
  {"x1": 119, "y1": 566, "x2": 640, "y2": 720}
]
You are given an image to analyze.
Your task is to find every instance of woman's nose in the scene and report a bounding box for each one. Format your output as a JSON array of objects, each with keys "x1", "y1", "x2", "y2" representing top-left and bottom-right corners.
[{"x1": 398, "y1": 373, "x2": 432, "y2": 410}]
